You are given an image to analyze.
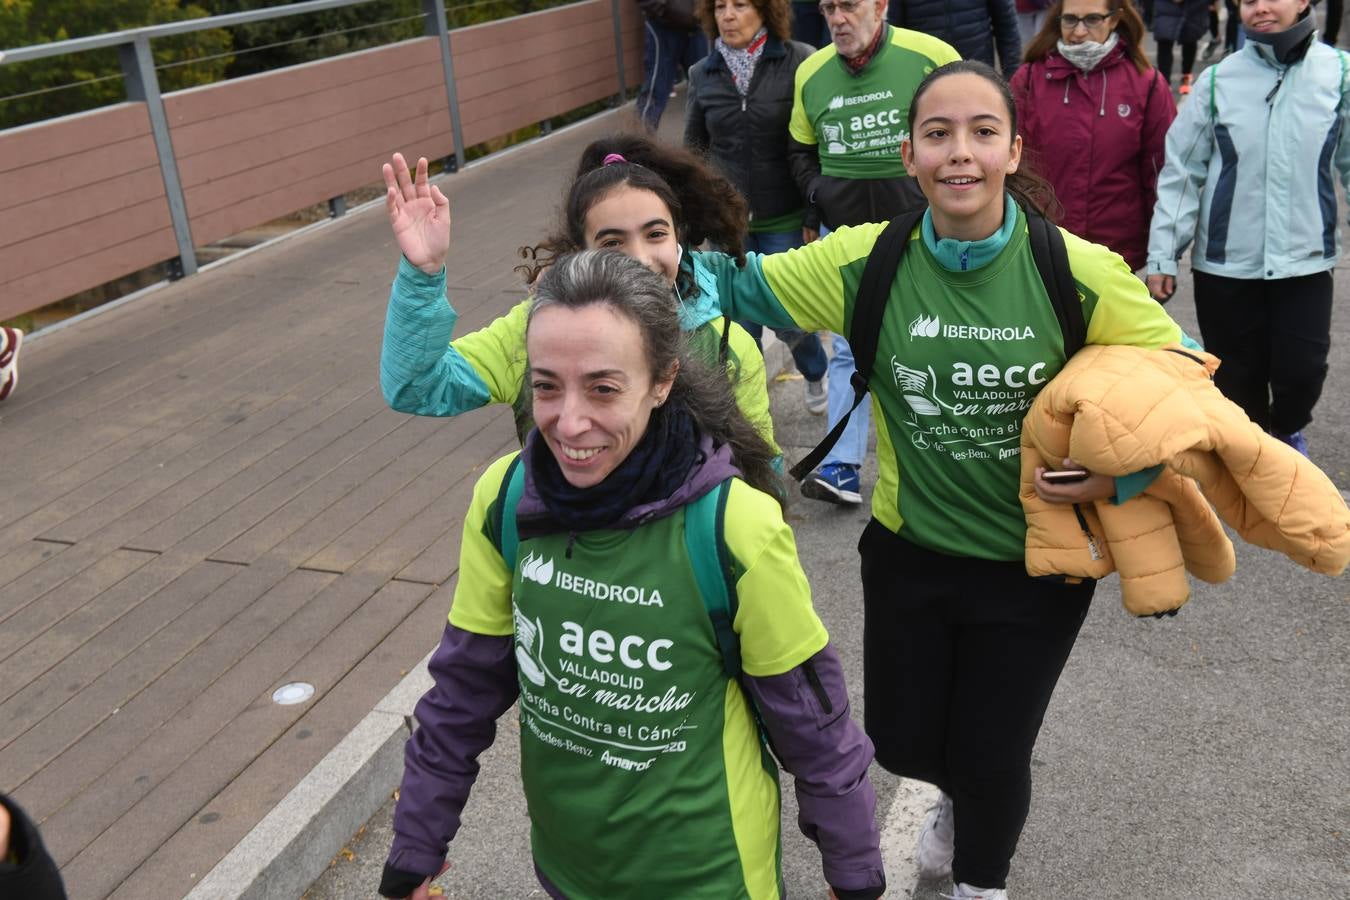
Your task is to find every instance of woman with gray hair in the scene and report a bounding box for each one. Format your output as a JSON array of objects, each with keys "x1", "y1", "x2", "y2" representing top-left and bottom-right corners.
[{"x1": 379, "y1": 252, "x2": 886, "y2": 900}]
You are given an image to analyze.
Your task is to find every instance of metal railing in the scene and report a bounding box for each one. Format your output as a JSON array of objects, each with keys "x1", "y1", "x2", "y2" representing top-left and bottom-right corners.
[{"x1": 0, "y1": 0, "x2": 630, "y2": 283}]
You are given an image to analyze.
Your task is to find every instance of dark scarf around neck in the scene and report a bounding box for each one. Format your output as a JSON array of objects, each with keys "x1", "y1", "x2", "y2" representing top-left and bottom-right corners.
[
  {"x1": 844, "y1": 22, "x2": 888, "y2": 73},
  {"x1": 1244, "y1": 9, "x2": 1317, "y2": 65},
  {"x1": 524, "y1": 399, "x2": 704, "y2": 534}
]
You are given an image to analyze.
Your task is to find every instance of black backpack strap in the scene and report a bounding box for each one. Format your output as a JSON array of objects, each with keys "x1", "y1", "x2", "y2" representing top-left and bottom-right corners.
[
  {"x1": 789, "y1": 208, "x2": 925, "y2": 482},
  {"x1": 1026, "y1": 212, "x2": 1086, "y2": 359}
]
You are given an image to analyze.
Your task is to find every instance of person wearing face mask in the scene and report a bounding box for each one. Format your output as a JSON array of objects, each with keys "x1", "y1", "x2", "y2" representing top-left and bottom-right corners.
[
  {"x1": 1011, "y1": 0, "x2": 1176, "y2": 271},
  {"x1": 1147, "y1": 0, "x2": 1350, "y2": 457}
]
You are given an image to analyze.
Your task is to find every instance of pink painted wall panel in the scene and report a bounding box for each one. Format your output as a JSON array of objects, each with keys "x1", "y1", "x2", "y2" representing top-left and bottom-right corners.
[
  {"x1": 0, "y1": 227, "x2": 178, "y2": 322},
  {"x1": 0, "y1": 2, "x2": 643, "y2": 318},
  {"x1": 0, "y1": 103, "x2": 173, "y2": 317},
  {"x1": 163, "y1": 38, "x2": 444, "y2": 129},
  {"x1": 0, "y1": 104, "x2": 152, "y2": 174}
]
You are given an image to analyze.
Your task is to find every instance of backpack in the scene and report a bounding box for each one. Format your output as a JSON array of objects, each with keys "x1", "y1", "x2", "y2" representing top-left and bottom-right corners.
[{"x1": 788, "y1": 204, "x2": 1087, "y2": 482}]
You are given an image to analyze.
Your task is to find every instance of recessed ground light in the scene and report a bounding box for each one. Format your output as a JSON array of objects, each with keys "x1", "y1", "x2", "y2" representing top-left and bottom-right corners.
[{"x1": 272, "y1": 682, "x2": 315, "y2": 705}]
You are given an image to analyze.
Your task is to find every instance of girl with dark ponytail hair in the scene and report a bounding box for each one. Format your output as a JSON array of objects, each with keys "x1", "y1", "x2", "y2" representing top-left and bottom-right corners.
[
  {"x1": 907, "y1": 60, "x2": 1064, "y2": 222},
  {"x1": 379, "y1": 135, "x2": 776, "y2": 459},
  {"x1": 518, "y1": 133, "x2": 749, "y2": 292},
  {"x1": 691, "y1": 59, "x2": 1194, "y2": 899}
]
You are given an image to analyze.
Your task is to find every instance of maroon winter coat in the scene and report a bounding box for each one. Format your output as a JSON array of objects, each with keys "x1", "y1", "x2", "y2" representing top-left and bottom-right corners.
[{"x1": 1010, "y1": 43, "x2": 1175, "y2": 271}]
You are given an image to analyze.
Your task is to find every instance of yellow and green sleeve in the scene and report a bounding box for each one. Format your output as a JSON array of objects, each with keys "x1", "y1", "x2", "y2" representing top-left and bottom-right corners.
[
  {"x1": 446, "y1": 452, "x2": 518, "y2": 636},
  {"x1": 723, "y1": 480, "x2": 828, "y2": 677}
]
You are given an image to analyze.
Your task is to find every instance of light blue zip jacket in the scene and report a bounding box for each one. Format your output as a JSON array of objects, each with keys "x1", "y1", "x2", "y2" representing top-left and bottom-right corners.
[{"x1": 1147, "y1": 38, "x2": 1350, "y2": 280}]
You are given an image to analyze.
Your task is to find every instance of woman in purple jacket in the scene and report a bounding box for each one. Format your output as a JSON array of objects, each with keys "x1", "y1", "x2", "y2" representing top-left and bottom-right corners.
[
  {"x1": 1011, "y1": 0, "x2": 1176, "y2": 271},
  {"x1": 376, "y1": 247, "x2": 885, "y2": 899}
]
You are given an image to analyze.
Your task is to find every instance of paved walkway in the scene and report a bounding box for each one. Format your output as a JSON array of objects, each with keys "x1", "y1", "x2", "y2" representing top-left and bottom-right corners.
[
  {"x1": 4, "y1": 55, "x2": 1348, "y2": 899},
  {"x1": 0, "y1": 105, "x2": 647, "y2": 900}
]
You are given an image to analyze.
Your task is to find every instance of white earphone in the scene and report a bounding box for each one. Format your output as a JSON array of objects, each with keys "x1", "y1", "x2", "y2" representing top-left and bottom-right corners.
[{"x1": 672, "y1": 243, "x2": 686, "y2": 304}]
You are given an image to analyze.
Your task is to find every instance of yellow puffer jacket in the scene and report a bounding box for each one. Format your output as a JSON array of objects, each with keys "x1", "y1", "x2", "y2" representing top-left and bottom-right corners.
[{"x1": 1020, "y1": 344, "x2": 1350, "y2": 616}]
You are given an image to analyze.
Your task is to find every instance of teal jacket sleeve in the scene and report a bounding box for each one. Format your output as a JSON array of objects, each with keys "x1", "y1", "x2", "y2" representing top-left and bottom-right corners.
[
  {"x1": 1112, "y1": 465, "x2": 1164, "y2": 504},
  {"x1": 697, "y1": 225, "x2": 891, "y2": 335},
  {"x1": 692, "y1": 250, "x2": 810, "y2": 331},
  {"x1": 380, "y1": 257, "x2": 493, "y2": 417}
]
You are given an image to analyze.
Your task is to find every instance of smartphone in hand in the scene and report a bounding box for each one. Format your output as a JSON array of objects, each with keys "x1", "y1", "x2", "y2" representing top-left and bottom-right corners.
[{"x1": 1041, "y1": 468, "x2": 1090, "y2": 484}]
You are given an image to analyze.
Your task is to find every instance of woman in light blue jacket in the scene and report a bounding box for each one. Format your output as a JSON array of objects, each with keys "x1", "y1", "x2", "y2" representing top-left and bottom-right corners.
[{"x1": 1146, "y1": 0, "x2": 1348, "y2": 457}]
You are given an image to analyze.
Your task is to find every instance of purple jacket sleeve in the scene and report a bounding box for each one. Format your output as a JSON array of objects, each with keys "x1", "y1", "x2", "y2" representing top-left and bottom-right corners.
[
  {"x1": 386, "y1": 624, "x2": 520, "y2": 876},
  {"x1": 742, "y1": 642, "x2": 885, "y2": 899}
]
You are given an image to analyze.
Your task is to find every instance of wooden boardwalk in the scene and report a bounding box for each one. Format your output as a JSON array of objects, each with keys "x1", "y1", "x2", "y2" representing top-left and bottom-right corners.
[{"x1": 0, "y1": 108, "x2": 647, "y2": 900}]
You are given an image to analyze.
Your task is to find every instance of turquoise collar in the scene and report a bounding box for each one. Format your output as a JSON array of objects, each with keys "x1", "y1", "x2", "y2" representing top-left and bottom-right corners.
[
  {"x1": 921, "y1": 194, "x2": 1019, "y2": 272},
  {"x1": 675, "y1": 253, "x2": 721, "y2": 330}
]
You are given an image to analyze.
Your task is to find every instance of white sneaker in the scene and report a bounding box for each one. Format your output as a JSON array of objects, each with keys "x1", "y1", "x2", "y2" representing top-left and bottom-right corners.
[
  {"x1": 803, "y1": 378, "x2": 827, "y2": 414},
  {"x1": 947, "y1": 884, "x2": 1009, "y2": 900},
  {"x1": 916, "y1": 791, "x2": 955, "y2": 880}
]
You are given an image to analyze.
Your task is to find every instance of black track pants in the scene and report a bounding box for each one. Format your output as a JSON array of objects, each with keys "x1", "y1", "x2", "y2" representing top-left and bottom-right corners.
[
  {"x1": 859, "y1": 521, "x2": 1093, "y2": 889},
  {"x1": 1192, "y1": 269, "x2": 1333, "y2": 435},
  {"x1": 1156, "y1": 39, "x2": 1198, "y2": 80}
]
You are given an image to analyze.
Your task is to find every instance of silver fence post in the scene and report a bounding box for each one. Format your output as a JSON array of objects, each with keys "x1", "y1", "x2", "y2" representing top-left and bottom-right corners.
[
  {"x1": 119, "y1": 34, "x2": 197, "y2": 277},
  {"x1": 610, "y1": 0, "x2": 629, "y2": 102},
  {"x1": 423, "y1": 0, "x2": 466, "y2": 172}
]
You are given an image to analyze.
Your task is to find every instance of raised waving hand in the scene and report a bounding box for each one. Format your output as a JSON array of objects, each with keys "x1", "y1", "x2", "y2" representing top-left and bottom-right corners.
[{"x1": 383, "y1": 153, "x2": 451, "y2": 275}]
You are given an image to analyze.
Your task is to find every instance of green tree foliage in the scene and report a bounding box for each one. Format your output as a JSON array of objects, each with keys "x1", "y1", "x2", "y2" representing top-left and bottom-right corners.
[
  {"x1": 446, "y1": 0, "x2": 582, "y2": 29},
  {"x1": 0, "y1": 0, "x2": 232, "y2": 129},
  {"x1": 202, "y1": 0, "x2": 423, "y2": 79},
  {"x1": 201, "y1": 0, "x2": 581, "y2": 78}
]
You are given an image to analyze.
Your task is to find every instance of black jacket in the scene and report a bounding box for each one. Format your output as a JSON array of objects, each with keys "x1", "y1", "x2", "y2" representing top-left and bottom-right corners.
[
  {"x1": 786, "y1": 138, "x2": 927, "y2": 230},
  {"x1": 684, "y1": 37, "x2": 816, "y2": 224},
  {"x1": 637, "y1": 0, "x2": 697, "y2": 30},
  {"x1": 887, "y1": 0, "x2": 1023, "y2": 74},
  {"x1": 1150, "y1": 0, "x2": 1210, "y2": 43},
  {"x1": 0, "y1": 795, "x2": 67, "y2": 900}
]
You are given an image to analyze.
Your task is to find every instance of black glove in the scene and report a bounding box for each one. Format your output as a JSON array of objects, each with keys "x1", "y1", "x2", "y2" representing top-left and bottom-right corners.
[
  {"x1": 834, "y1": 879, "x2": 887, "y2": 900},
  {"x1": 379, "y1": 861, "x2": 431, "y2": 898}
]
